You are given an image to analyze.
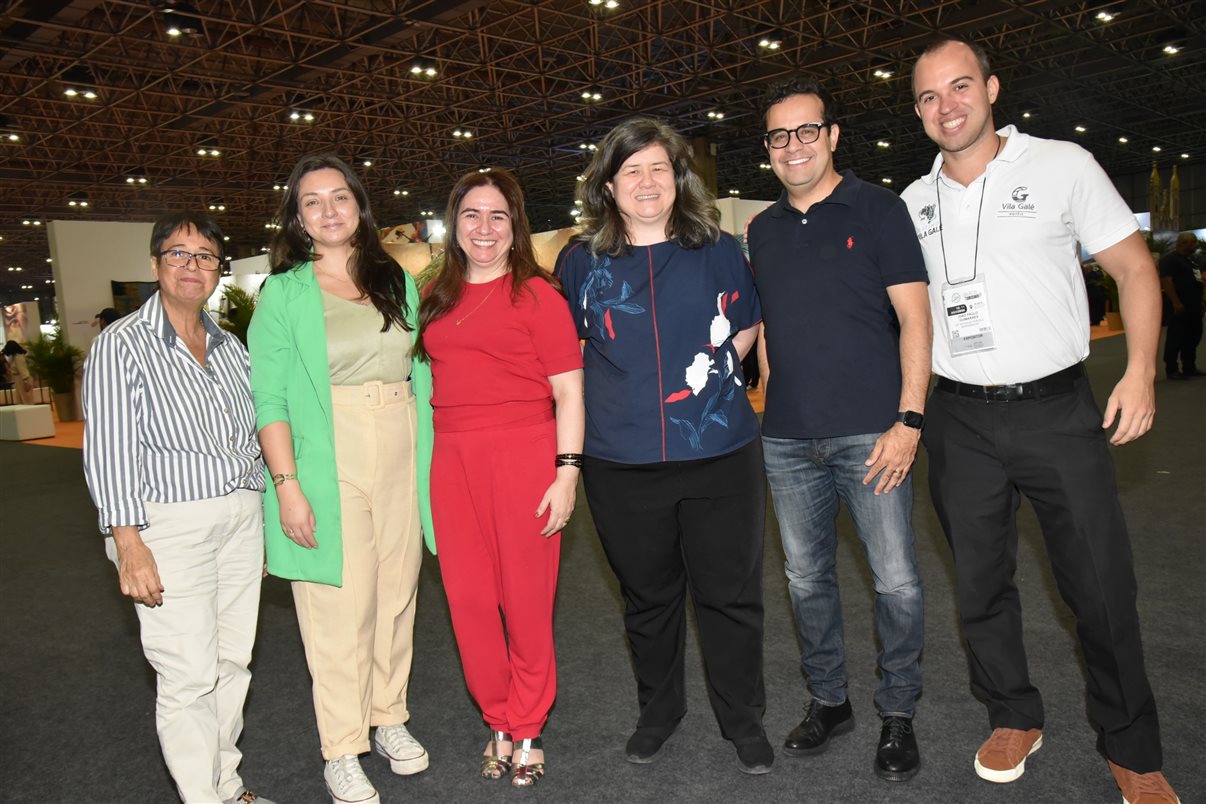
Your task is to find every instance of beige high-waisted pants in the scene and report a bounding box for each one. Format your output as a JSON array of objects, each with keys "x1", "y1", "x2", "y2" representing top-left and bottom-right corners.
[{"x1": 292, "y1": 380, "x2": 422, "y2": 759}]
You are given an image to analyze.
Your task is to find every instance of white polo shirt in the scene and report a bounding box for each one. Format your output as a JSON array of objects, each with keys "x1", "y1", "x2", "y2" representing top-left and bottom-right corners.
[{"x1": 901, "y1": 125, "x2": 1138, "y2": 385}]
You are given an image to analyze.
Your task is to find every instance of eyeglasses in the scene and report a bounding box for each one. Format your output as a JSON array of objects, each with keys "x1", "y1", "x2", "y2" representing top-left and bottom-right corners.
[
  {"x1": 763, "y1": 122, "x2": 831, "y2": 149},
  {"x1": 157, "y1": 249, "x2": 221, "y2": 271}
]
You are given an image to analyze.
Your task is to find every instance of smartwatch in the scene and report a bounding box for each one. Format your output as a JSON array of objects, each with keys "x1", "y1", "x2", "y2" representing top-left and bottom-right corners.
[{"x1": 896, "y1": 410, "x2": 925, "y2": 430}]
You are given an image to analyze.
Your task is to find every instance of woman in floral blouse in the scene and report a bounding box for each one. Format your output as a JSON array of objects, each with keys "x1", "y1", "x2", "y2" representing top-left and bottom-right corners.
[{"x1": 554, "y1": 117, "x2": 773, "y2": 774}]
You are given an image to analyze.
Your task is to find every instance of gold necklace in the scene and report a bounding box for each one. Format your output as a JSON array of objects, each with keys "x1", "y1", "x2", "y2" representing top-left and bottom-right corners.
[{"x1": 455, "y1": 281, "x2": 499, "y2": 326}]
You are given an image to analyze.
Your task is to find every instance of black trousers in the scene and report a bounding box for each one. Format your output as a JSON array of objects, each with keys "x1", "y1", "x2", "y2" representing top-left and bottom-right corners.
[
  {"x1": 1163, "y1": 308, "x2": 1202, "y2": 373},
  {"x1": 582, "y1": 439, "x2": 767, "y2": 742},
  {"x1": 923, "y1": 374, "x2": 1162, "y2": 772}
]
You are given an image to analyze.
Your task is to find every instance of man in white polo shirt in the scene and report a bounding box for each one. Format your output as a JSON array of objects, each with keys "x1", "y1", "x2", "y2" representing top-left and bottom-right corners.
[{"x1": 902, "y1": 37, "x2": 1179, "y2": 804}]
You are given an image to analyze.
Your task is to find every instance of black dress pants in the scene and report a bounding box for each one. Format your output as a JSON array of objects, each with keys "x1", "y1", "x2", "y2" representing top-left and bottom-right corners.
[
  {"x1": 1163, "y1": 307, "x2": 1202, "y2": 373},
  {"x1": 582, "y1": 439, "x2": 767, "y2": 742},
  {"x1": 923, "y1": 373, "x2": 1162, "y2": 772}
]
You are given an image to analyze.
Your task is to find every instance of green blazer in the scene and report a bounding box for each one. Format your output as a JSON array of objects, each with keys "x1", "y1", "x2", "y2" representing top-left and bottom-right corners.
[{"x1": 247, "y1": 262, "x2": 435, "y2": 586}]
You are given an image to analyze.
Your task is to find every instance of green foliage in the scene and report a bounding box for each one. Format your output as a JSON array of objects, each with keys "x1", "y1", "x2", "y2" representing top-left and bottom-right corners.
[
  {"x1": 218, "y1": 284, "x2": 257, "y2": 346},
  {"x1": 24, "y1": 327, "x2": 85, "y2": 394}
]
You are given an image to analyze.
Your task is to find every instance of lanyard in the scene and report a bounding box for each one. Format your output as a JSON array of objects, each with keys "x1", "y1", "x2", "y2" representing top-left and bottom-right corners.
[{"x1": 935, "y1": 135, "x2": 1002, "y2": 286}]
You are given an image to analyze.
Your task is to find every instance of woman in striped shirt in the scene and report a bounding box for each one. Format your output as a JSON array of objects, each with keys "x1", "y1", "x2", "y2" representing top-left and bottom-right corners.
[{"x1": 82, "y1": 211, "x2": 272, "y2": 804}]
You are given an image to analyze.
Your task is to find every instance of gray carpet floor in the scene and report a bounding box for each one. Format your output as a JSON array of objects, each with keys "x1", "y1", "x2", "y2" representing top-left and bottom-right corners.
[{"x1": 1, "y1": 333, "x2": 1202, "y2": 803}]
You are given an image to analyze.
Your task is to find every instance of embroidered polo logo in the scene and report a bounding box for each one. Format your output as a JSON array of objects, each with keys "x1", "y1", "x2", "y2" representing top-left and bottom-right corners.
[
  {"x1": 918, "y1": 204, "x2": 935, "y2": 223},
  {"x1": 1011, "y1": 186, "x2": 1030, "y2": 202}
]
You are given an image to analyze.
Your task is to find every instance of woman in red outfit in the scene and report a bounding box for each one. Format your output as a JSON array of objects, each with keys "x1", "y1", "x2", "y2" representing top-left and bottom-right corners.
[{"x1": 415, "y1": 168, "x2": 584, "y2": 787}]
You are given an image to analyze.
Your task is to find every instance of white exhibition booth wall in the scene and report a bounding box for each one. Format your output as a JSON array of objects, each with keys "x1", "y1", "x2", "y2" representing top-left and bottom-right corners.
[{"x1": 40, "y1": 196, "x2": 771, "y2": 349}]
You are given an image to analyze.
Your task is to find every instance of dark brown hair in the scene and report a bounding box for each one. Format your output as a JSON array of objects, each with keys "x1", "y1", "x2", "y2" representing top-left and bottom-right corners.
[
  {"x1": 414, "y1": 168, "x2": 558, "y2": 360},
  {"x1": 269, "y1": 153, "x2": 411, "y2": 332},
  {"x1": 912, "y1": 37, "x2": 994, "y2": 97},
  {"x1": 575, "y1": 117, "x2": 720, "y2": 257}
]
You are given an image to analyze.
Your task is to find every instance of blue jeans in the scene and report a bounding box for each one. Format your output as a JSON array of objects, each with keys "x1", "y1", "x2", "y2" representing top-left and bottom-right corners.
[{"x1": 763, "y1": 432, "x2": 924, "y2": 717}]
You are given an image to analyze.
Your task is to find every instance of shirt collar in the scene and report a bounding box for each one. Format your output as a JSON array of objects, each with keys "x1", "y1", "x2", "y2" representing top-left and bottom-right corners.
[
  {"x1": 770, "y1": 169, "x2": 861, "y2": 217},
  {"x1": 921, "y1": 124, "x2": 1029, "y2": 186},
  {"x1": 137, "y1": 290, "x2": 226, "y2": 348}
]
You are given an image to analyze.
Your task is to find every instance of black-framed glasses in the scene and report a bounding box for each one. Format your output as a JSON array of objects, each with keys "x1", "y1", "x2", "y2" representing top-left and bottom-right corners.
[
  {"x1": 763, "y1": 122, "x2": 830, "y2": 149},
  {"x1": 157, "y1": 249, "x2": 221, "y2": 271}
]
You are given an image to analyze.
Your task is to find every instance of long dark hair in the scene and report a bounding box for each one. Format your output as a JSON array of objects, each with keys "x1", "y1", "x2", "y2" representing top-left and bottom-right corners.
[
  {"x1": 414, "y1": 168, "x2": 557, "y2": 360},
  {"x1": 576, "y1": 116, "x2": 720, "y2": 257},
  {"x1": 269, "y1": 153, "x2": 411, "y2": 332}
]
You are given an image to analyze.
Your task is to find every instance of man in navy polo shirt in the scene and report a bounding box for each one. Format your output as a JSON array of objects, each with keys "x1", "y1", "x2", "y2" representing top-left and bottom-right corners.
[{"x1": 747, "y1": 77, "x2": 932, "y2": 782}]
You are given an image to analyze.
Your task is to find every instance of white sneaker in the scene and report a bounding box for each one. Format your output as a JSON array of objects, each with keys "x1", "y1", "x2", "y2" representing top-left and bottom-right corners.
[
  {"x1": 374, "y1": 723, "x2": 430, "y2": 775},
  {"x1": 324, "y1": 755, "x2": 379, "y2": 804}
]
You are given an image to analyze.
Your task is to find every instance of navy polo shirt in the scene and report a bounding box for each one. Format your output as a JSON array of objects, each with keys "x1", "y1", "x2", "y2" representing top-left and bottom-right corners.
[
  {"x1": 748, "y1": 170, "x2": 927, "y2": 439},
  {"x1": 555, "y1": 233, "x2": 762, "y2": 463}
]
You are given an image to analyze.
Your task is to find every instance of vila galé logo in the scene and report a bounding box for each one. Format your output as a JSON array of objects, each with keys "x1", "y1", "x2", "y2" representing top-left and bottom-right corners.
[
  {"x1": 1010, "y1": 186, "x2": 1030, "y2": 202},
  {"x1": 918, "y1": 204, "x2": 936, "y2": 223}
]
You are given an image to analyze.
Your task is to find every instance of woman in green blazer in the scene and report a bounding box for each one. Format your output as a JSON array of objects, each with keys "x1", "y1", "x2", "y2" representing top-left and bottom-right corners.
[{"x1": 248, "y1": 154, "x2": 434, "y2": 804}]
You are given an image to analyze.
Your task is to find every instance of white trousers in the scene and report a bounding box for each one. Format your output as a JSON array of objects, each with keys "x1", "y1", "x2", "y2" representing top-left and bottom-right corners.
[{"x1": 107, "y1": 489, "x2": 264, "y2": 803}]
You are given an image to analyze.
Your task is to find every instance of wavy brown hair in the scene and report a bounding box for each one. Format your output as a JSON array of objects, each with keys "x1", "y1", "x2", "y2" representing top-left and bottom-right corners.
[
  {"x1": 269, "y1": 153, "x2": 411, "y2": 332},
  {"x1": 414, "y1": 168, "x2": 558, "y2": 360},
  {"x1": 575, "y1": 117, "x2": 720, "y2": 257}
]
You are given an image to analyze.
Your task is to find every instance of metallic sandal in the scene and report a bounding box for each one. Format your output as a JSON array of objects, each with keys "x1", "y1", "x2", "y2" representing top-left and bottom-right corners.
[
  {"x1": 510, "y1": 736, "x2": 545, "y2": 788},
  {"x1": 481, "y1": 730, "x2": 513, "y2": 780}
]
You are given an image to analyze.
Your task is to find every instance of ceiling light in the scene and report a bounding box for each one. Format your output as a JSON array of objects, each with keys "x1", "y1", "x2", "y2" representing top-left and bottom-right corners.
[
  {"x1": 166, "y1": 26, "x2": 182, "y2": 37},
  {"x1": 873, "y1": 69, "x2": 893, "y2": 79},
  {"x1": 272, "y1": 182, "x2": 287, "y2": 191},
  {"x1": 728, "y1": 189, "x2": 740, "y2": 196},
  {"x1": 1118, "y1": 136, "x2": 1128, "y2": 143},
  {"x1": 1182, "y1": 153, "x2": 1190, "y2": 159},
  {"x1": 1095, "y1": 11, "x2": 1115, "y2": 22},
  {"x1": 452, "y1": 129, "x2": 473, "y2": 139},
  {"x1": 1163, "y1": 44, "x2": 1180, "y2": 55},
  {"x1": 579, "y1": 142, "x2": 597, "y2": 151},
  {"x1": 1152, "y1": 146, "x2": 1162, "y2": 152},
  {"x1": 361, "y1": 159, "x2": 372, "y2": 167},
  {"x1": 1075, "y1": 125, "x2": 1086, "y2": 133},
  {"x1": 570, "y1": 207, "x2": 582, "y2": 216},
  {"x1": 758, "y1": 38, "x2": 781, "y2": 50},
  {"x1": 196, "y1": 145, "x2": 221, "y2": 157},
  {"x1": 125, "y1": 175, "x2": 148, "y2": 184},
  {"x1": 22, "y1": 220, "x2": 41, "y2": 226},
  {"x1": 707, "y1": 111, "x2": 725, "y2": 120},
  {"x1": 4, "y1": 133, "x2": 18, "y2": 142},
  {"x1": 881, "y1": 178, "x2": 892, "y2": 184},
  {"x1": 68, "y1": 194, "x2": 89, "y2": 207},
  {"x1": 1022, "y1": 112, "x2": 1032, "y2": 119},
  {"x1": 409, "y1": 61, "x2": 438, "y2": 78},
  {"x1": 576, "y1": 175, "x2": 586, "y2": 182},
  {"x1": 581, "y1": 90, "x2": 603, "y2": 102},
  {"x1": 208, "y1": 201, "x2": 226, "y2": 211},
  {"x1": 223, "y1": 236, "x2": 230, "y2": 241},
  {"x1": 876, "y1": 140, "x2": 890, "y2": 148},
  {"x1": 759, "y1": 162, "x2": 772, "y2": 170}
]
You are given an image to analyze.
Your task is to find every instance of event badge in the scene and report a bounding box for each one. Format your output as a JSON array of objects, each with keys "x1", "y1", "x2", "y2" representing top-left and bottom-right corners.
[{"x1": 942, "y1": 280, "x2": 996, "y2": 355}]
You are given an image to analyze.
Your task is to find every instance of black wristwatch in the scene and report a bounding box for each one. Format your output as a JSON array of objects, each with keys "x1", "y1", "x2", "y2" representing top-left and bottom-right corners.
[{"x1": 896, "y1": 410, "x2": 925, "y2": 430}]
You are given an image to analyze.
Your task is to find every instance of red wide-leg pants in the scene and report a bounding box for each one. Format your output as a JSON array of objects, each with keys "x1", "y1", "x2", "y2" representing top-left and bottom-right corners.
[{"x1": 432, "y1": 417, "x2": 561, "y2": 740}]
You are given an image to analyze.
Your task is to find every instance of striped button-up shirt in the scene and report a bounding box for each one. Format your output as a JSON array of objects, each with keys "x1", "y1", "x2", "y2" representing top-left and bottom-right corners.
[{"x1": 82, "y1": 291, "x2": 265, "y2": 533}]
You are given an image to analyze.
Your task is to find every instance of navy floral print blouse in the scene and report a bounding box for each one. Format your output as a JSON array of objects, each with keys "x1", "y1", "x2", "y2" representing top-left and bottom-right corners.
[{"x1": 554, "y1": 233, "x2": 762, "y2": 463}]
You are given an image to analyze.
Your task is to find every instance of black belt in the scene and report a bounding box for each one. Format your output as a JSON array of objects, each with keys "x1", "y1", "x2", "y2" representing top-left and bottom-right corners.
[{"x1": 935, "y1": 363, "x2": 1084, "y2": 402}]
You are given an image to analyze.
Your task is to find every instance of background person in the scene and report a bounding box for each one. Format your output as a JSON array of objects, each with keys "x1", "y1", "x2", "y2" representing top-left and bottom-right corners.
[
  {"x1": 416, "y1": 167, "x2": 584, "y2": 788},
  {"x1": 555, "y1": 117, "x2": 772, "y2": 775},
  {"x1": 1, "y1": 340, "x2": 33, "y2": 403},
  {"x1": 82, "y1": 212, "x2": 271, "y2": 804},
  {"x1": 1160, "y1": 231, "x2": 1203, "y2": 379},
  {"x1": 248, "y1": 154, "x2": 433, "y2": 804}
]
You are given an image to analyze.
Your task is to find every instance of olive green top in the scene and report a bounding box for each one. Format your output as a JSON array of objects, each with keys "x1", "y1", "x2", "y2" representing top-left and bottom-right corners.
[{"x1": 321, "y1": 290, "x2": 412, "y2": 386}]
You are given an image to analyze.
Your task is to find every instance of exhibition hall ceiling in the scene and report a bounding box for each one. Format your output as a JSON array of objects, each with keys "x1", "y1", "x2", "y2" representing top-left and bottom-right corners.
[{"x1": 1, "y1": 0, "x2": 1202, "y2": 299}]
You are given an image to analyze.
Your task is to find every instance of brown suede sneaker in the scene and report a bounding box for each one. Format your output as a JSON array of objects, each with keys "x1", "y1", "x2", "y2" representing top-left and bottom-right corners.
[
  {"x1": 973, "y1": 728, "x2": 1043, "y2": 783},
  {"x1": 1108, "y1": 760, "x2": 1181, "y2": 803}
]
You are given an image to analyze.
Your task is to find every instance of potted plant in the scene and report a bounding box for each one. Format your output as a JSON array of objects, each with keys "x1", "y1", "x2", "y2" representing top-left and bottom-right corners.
[
  {"x1": 219, "y1": 284, "x2": 257, "y2": 346},
  {"x1": 24, "y1": 328, "x2": 85, "y2": 421}
]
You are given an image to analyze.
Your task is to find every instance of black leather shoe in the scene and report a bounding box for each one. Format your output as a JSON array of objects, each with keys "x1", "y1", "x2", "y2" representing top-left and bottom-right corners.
[
  {"x1": 783, "y1": 699, "x2": 854, "y2": 756},
  {"x1": 875, "y1": 716, "x2": 920, "y2": 782},
  {"x1": 625, "y1": 726, "x2": 676, "y2": 764},
  {"x1": 734, "y1": 734, "x2": 775, "y2": 775}
]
